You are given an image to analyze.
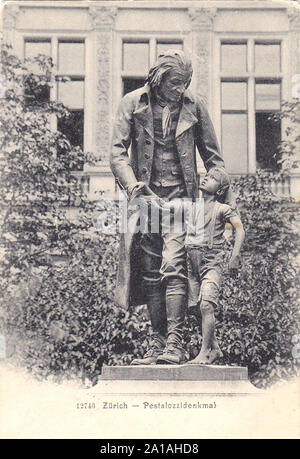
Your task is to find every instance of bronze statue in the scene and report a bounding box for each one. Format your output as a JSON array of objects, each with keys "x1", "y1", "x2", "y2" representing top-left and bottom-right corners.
[{"x1": 110, "y1": 49, "x2": 235, "y2": 365}]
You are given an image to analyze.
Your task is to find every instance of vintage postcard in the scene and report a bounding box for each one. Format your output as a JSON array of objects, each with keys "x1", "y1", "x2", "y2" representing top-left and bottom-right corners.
[{"x1": 0, "y1": 0, "x2": 299, "y2": 440}]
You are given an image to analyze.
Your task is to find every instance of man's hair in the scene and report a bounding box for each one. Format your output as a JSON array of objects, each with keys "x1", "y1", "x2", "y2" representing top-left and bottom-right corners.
[
  {"x1": 145, "y1": 49, "x2": 193, "y2": 90},
  {"x1": 208, "y1": 167, "x2": 231, "y2": 194}
]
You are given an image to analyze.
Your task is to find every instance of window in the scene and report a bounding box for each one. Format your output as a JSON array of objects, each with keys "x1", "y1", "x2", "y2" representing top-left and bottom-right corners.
[
  {"x1": 122, "y1": 40, "x2": 149, "y2": 96},
  {"x1": 122, "y1": 39, "x2": 183, "y2": 96},
  {"x1": 56, "y1": 40, "x2": 85, "y2": 153},
  {"x1": 156, "y1": 41, "x2": 183, "y2": 59},
  {"x1": 123, "y1": 42, "x2": 149, "y2": 75},
  {"x1": 255, "y1": 43, "x2": 281, "y2": 74},
  {"x1": 24, "y1": 39, "x2": 51, "y2": 104},
  {"x1": 24, "y1": 39, "x2": 51, "y2": 68},
  {"x1": 255, "y1": 80, "x2": 281, "y2": 170},
  {"x1": 221, "y1": 43, "x2": 247, "y2": 74},
  {"x1": 24, "y1": 38, "x2": 85, "y2": 156},
  {"x1": 220, "y1": 40, "x2": 282, "y2": 173},
  {"x1": 221, "y1": 81, "x2": 248, "y2": 174}
]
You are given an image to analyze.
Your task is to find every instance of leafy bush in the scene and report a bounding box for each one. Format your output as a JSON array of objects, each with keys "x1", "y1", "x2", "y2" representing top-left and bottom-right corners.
[
  {"x1": 1, "y1": 229, "x2": 152, "y2": 384},
  {"x1": 1, "y1": 42, "x2": 299, "y2": 388}
]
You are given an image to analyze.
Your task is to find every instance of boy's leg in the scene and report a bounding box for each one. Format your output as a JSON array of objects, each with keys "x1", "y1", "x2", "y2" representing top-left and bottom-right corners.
[
  {"x1": 188, "y1": 299, "x2": 221, "y2": 364},
  {"x1": 188, "y1": 264, "x2": 223, "y2": 364}
]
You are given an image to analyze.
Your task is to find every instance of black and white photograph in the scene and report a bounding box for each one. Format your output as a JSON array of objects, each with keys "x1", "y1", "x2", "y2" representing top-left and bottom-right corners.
[{"x1": 0, "y1": 0, "x2": 299, "y2": 440}]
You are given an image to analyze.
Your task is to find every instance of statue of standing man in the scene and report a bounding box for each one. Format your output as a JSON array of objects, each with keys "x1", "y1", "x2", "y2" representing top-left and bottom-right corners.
[{"x1": 110, "y1": 50, "x2": 234, "y2": 365}]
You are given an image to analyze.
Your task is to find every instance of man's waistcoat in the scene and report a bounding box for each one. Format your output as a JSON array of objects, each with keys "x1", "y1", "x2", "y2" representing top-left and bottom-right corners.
[{"x1": 151, "y1": 101, "x2": 185, "y2": 188}]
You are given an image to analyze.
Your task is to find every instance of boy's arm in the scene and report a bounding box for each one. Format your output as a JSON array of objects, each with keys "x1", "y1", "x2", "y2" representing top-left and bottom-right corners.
[{"x1": 228, "y1": 215, "x2": 245, "y2": 270}]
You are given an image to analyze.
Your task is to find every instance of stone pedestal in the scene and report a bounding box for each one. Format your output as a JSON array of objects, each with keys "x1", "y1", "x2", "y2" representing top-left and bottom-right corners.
[
  {"x1": 101, "y1": 363, "x2": 247, "y2": 381},
  {"x1": 97, "y1": 364, "x2": 261, "y2": 395}
]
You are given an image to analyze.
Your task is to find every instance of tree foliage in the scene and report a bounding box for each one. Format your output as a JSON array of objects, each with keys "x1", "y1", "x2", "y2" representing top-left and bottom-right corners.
[
  {"x1": 0, "y1": 42, "x2": 96, "y2": 280},
  {"x1": 273, "y1": 99, "x2": 300, "y2": 172}
]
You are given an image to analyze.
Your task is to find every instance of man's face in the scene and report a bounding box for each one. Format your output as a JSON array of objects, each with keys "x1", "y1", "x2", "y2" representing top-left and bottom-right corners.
[
  {"x1": 200, "y1": 171, "x2": 221, "y2": 194},
  {"x1": 158, "y1": 68, "x2": 188, "y2": 103}
]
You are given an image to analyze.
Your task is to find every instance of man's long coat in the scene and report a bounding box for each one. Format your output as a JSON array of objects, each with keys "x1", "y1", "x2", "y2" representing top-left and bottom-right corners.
[{"x1": 110, "y1": 85, "x2": 226, "y2": 310}]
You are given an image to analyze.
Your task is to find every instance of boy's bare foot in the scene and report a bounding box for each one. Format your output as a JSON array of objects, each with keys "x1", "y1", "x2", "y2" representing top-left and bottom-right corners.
[
  {"x1": 187, "y1": 350, "x2": 211, "y2": 364},
  {"x1": 207, "y1": 348, "x2": 223, "y2": 364}
]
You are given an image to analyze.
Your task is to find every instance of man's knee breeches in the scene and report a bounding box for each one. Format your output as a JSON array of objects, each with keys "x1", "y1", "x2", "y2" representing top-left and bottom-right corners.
[
  {"x1": 160, "y1": 231, "x2": 187, "y2": 286},
  {"x1": 140, "y1": 233, "x2": 162, "y2": 286},
  {"x1": 140, "y1": 231, "x2": 187, "y2": 296}
]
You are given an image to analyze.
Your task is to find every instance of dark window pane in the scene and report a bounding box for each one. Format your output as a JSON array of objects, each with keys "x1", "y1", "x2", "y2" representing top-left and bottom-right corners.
[
  {"x1": 123, "y1": 42, "x2": 149, "y2": 74},
  {"x1": 123, "y1": 78, "x2": 145, "y2": 96},
  {"x1": 256, "y1": 113, "x2": 281, "y2": 170},
  {"x1": 255, "y1": 82, "x2": 281, "y2": 111},
  {"x1": 222, "y1": 113, "x2": 248, "y2": 173},
  {"x1": 255, "y1": 43, "x2": 281, "y2": 74},
  {"x1": 58, "y1": 109, "x2": 84, "y2": 157},
  {"x1": 221, "y1": 44, "x2": 247, "y2": 74},
  {"x1": 58, "y1": 41, "x2": 85, "y2": 74},
  {"x1": 156, "y1": 42, "x2": 183, "y2": 58},
  {"x1": 222, "y1": 82, "x2": 247, "y2": 111}
]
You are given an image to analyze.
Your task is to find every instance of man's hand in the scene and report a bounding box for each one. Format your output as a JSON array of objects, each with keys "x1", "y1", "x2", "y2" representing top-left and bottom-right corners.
[
  {"x1": 128, "y1": 182, "x2": 162, "y2": 200},
  {"x1": 127, "y1": 182, "x2": 147, "y2": 200},
  {"x1": 128, "y1": 182, "x2": 166, "y2": 211}
]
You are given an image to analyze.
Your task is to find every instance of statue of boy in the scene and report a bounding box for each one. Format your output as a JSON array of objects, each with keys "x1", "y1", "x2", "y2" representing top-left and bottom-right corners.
[
  {"x1": 185, "y1": 167, "x2": 245, "y2": 364},
  {"x1": 110, "y1": 49, "x2": 235, "y2": 365}
]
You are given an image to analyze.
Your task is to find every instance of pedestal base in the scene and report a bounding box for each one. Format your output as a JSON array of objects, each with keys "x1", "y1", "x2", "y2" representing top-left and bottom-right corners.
[
  {"x1": 101, "y1": 363, "x2": 248, "y2": 381},
  {"x1": 97, "y1": 364, "x2": 261, "y2": 395}
]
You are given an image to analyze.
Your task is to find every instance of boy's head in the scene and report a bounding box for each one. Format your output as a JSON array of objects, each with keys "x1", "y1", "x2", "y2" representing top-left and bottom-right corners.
[{"x1": 200, "y1": 167, "x2": 230, "y2": 197}]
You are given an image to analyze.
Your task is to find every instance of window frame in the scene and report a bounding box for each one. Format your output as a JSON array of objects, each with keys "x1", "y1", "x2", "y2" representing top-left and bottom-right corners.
[
  {"x1": 214, "y1": 34, "x2": 289, "y2": 175},
  {"x1": 22, "y1": 32, "x2": 92, "y2": 155}
]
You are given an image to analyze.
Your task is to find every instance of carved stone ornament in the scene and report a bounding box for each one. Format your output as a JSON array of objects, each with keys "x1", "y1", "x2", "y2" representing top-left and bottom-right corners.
[
  {"x1": 195, "y1": 33, "x2": 209, "y2": 103},
  {"x1": 2, "y1": 4, "x2": 21, "y2": 29},
  {"x1": 89, "y1": 6, "x2": 117, "y2": 159},
  {"x1": 287, "y1": 7, "x2": 300, "y2": 31},
  {"x1": 89, "y1": 6, "x2": 118, "y2": 29},
  {"x1": 188, "y1": 7, "x2": 217, "y2": 30},
  {"x1": 95, "y1": 31, "x2": 112, "y2": 158}
]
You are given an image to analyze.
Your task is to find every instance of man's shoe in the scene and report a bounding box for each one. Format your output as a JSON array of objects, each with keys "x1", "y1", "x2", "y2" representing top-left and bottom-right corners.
[
  {"x1": 156, "y1": 342, "x2": 185, "y2": 365},
  {"x1": 131, "y1": 349, "x2": 161, "y2": 365},
  {"x1": 131, "y1": 333, "x2": 166, "y2": 365}
]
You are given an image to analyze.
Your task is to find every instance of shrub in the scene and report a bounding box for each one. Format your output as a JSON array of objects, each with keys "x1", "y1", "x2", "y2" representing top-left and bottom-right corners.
[
  {"x1": 215, "y1": 172, "x2": 299, "y2": 388},
  {"x1": 1, "y1": 229, "x2": 151, "y2": 384}
]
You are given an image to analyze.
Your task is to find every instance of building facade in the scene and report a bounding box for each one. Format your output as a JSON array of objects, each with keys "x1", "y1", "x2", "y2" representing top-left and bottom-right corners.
[{"x1": 2, "y1": 0, "x2": 300, "y2": 199}]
